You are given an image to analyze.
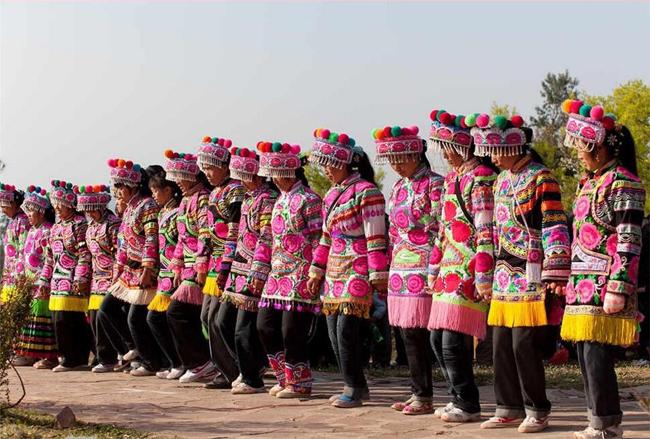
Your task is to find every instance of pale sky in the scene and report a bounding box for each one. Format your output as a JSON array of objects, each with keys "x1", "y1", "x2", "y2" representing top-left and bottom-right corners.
[{"x1": 1, "y1": 1, "x2": 649, "y2": 194}]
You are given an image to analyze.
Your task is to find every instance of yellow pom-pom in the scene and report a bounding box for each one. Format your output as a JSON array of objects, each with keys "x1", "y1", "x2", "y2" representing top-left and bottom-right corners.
[{"x1": 561, "y1": 99, "x2": 572, "y2": 114}]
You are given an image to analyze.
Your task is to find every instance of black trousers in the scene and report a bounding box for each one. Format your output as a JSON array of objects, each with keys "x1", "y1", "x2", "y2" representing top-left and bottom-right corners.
[
  {"x1": 51, "y1": 310, "x2": 92, "y2": 367},
  {"x1": 147, "y1": 310, "x2": 182, "y2": 370},
  {"x1": 232, "y1": 307, "x2": 266, "y2": 388},
  {"x1": 576, "y1": 342, "x2": 622, "y2": 429},
  {"x1": 95, "y1": 294, "x2": 134, "y2": 365},
  {"x1": 98, "y1": 293, "x2": 163, "y2": 371},
  {"x1": 89, "y1": 309, "x2": 118, "y2": 365},
  {"x1": 493, "y1": 326, "x2": 551, "y2": 418},
  {"x1": 201, "y1": 295, "x2": 238, "y2": 382},
  {"x1": 402, "y1": 327, "x2": 433, "y2": 401},
  {"x1": 431, "y1": 329, "x2": 480, "y2": 413},
  {"x1": 167, "y1": 299, "x2": 210, "y2": 370},
  {"x1": 326, "y1": 313, "x2": 368, "y2": 399}
]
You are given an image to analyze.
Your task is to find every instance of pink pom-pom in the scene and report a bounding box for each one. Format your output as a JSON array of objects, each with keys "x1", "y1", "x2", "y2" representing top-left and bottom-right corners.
[
  {"x1": 248, "y1": 150, "x2": 257, "y2": 159},
  {"x1": 511, "y1": 115, "x2": 524, "y2": 128},
  {"x1": 230, "y1": 147, "x2": 237, "y2": 155},
  {"x1": 224, "y1": 139, "x2": 232, "y2": 147},
  {"x1": 590, "y1": 106, "x2": 604, "y2": 121},
  {"x1": 320, "y1": 129, "x2": 330, "y2": 139},
  {"x1": 291, "y1": 145, "x2": 301, "y2": 154},
  {"x1": 338, "y1": 133, "x2": 349, "y2": 145},
  {"x1": 569, "y1": 100, "x2": 583, "y2": 114},
  {"x1": 41, "y1": 189, "x2": 46, "y2": 195},
  {"x1": 281, "y1": 144, "x2": 290, "y2": 153},
  {"x1": 408, "y1": 125, "x2": 419, "y2": 135},
  {"x1": 476, "y1": 114, "x2": 490, "y2": 128}
]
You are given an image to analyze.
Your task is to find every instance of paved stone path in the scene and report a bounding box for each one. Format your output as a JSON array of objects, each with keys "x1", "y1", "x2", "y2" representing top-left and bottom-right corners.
[{"x1": 11, "y1": 367, "x2": 650, "y2": 438}]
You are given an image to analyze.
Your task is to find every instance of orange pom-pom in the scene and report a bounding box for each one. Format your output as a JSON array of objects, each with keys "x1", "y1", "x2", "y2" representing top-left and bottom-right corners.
[
  {"x1": 164, "y1": 149, "x2": 174, "y2": 158},
  {"x1": 561, "y1": 99, "x2": 572, "y2": 114},
  {"x1": 202, "y1": 136, "x2": 211, "y2": 143},
  {"x1": 117, "y1": 159, "x2": 126, "y2": 167}
]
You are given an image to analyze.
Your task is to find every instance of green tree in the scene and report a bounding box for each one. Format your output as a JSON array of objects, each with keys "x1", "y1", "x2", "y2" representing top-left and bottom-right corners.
[{"x1": 490, "y1": 102, "x2": 518, "y2": 118}]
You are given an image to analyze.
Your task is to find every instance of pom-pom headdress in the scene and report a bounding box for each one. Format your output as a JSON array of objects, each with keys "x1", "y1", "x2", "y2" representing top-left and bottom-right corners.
[
  {"x1": 310, "y1": 128, "x2": 361, "y2": 169},
  {"x1": 561, "y1": 99, "x2": 619, "y2": 152},
  {"x1": 373, "y1": 125, "x2": 423, "y2": 165},
  {"x1": 163, "y1": 149, "x2": 200, "y2": 183},
  {"x1": 75, "y1": 184, "x2": 111, "y2": 212},
  {"x1": 197, "y1": 136, "x2": 232, "y2": 170},
  {"x1": 228, "y1": 147, "x2": 260, "y2": 182},
  {"x1": 257, "y1": 141, "x2": 302, "y2": 178},
  {"x1": 22, "y1": 185, "x2": 50, "y2": 213},
  {"x1": 107, "y1": 158, "x2": 142, "y2": 187},
  {"x1": 469, "y1": 113, "x2": 528, "y2": 157},
  {"x1": 49, "y1": 180, "x2": 77, "y2": 208},
  {"x1": 429, "y1": 109, "x2": 474, "y2": 160},
  {"x1": 0, "y1": 183, "x2": 18, "y2": 208}
]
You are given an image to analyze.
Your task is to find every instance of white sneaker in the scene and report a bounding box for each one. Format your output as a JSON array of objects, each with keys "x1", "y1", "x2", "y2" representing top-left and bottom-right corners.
[
  {"x1": 441, "y1": 407, "x2": 481, "y2": 423},
  {"x1": 231, "y1": 382, "x2": 265, "y2": 395},
  {"x1": 179, "y1": 361, "x2": 218, "y2": 384},
  {"x1": 434, "y1": 402, "x2": 454, "y2": 419},
  {"x1": 123, "y1": 350, "x2": 139, "y2": 362},
  {"x1": 52, "y1": 364, "x2": 73, "y2": 373},
  {"x1": 231, "y1": 373, "x2": 243, "y2": 388},
  {"x1": 518, "y1": 416, "x2": 549, "y2": 433},
  {"x1": 573, "y1": 426, "x2": 623, "y2": 439},
  {"x1": 156, "y1": 369, "x2": 170, "y2": 379},
  {"x1": 166, "y1": 367, "x2": 185, "y2": 380},
  {"x1": 481, "y1": 416, "x2": 524, "y2": 429},
  {"x1": 130, "y1": 366, "x2": 156, "y2": 377},
  {"x1": 92, "y1": 363, "x2": 116, "y2": 373}
]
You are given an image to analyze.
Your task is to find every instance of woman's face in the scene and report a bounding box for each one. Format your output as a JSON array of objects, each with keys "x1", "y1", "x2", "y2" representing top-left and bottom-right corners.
[
  {"x1": 53, "y1": 203, "x2": 73, "y2": 219},
  {"x1": 323, "y1": 165, "x2": 349, "y2": 184},
  {"x1": 114, "y1": 184, "x2": 135, "y2": 203},
  {"x1": 491, "y1": 153, "x2": 519, "y2": 171},
  {"x1": 86, "y1": 209, "x2": 103, "y2": 222},
  {"x1": 577, "y1": 144, "x2": 607, "y2": 172},
  {"x1": 273, "y1": 177, "x2": 297, "y2": 192},
  {"x1": 390, "y1": 156, "x2": 421, "y2": 178},
  {"x1": 202, "y1": 164, "x2": 229, "y2": 187},
  {"x1": 1, "y1": 203, "x2": 17, "y2": 218},
  {"x1": 26, "y1": 209, "x2": 44, "y2": 226},
  {"x1": 442, "y1": 148, "x2": 465, "y2": 170},
  {"x1": 242, "y1": 176, "x2": 261, "y2": 192},
  {"x1": 151, "y1": 185, "x2": 173, "y2": 206},
  {"x1": 177, "y1": 179, "x2": 195, "y2": 194}
]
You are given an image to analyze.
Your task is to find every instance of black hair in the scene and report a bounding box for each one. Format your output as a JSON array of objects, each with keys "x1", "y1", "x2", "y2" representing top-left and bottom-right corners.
[
  {"x1": 351, "y1": 150, "x2": 377, "y2": 186},
  {"x1": 137, "y1": 167, "x2": 152, "y2": 197},
  {"x1": 528, "y1": 148, "x2": 546, "y2": 166},
  {"x1": 266, "y1": 178, "x2": 280, "y2": 194},
  {"x1": 420, "y1": 139, "x2": 432, "y2": 170},
  {"x1": 44, "y1": 206, "x2": 56, "y2": 224},
  {"x1": 609, "y1": 125, "x2": 638, "y2": 176},
  {"x1": 197, "y1": 171, "x2": 214, "y2": 191},
  {"x1": 13, "y1": 190, "x2": 25, "y2": 209},
  {"x1": 148, "y1": 170, "x2": 182, "y2": 202},
  {"x1": 296, "y1": 167, "x2": 310, "y2": 188}
]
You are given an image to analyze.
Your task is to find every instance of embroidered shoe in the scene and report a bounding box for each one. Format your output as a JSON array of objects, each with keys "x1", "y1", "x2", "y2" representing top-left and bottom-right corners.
[
  {"x1": 12, "y1": 356, "x2": 35, "y2": 367},
  {"x1": 33, "y1": 359, "x2": 57, "y2": 369},
  {"x1": 480, "y1": 416, "x2": 525, "y2": 429},
  {"x1": 166, "y1": 368, "x2": 186, "y2": 380},
  {"x1": 517, "y1": 416, "x2": 549, "y2": 433},
  {"x1": 156, "y1": 369, "x2": 171, "y2": 379},
  {"x1": 390, "y1": 396, "x2": 414, "y2": 411},
  {"x1": 52, "y1": 364, "x2": 87, "y2": 373},
  {"x1": 441, "y1": 407, "x2": 481, "y2": 423},
  {"x1": 276, "y1": 387, "x2": 311, "y2": 399},
  {"x1": 573, "y1": 426, "x2": 624, "y2": 439},
  {"x1": 269, "y1": 384, "x2": 284, "y2": 397},
  {"x1": 231, "y1": 382, "x2": 265, "y2": 395},
  {"x1": 403, "y1": 400, "x2": 434, "y2": 416},
  {"x1": 434, "y1": 402, "x2": 455, "y2": 419},
  {"x1": 92, "y1": 363, "x2": 117, "y2": 373},
  {"x1": 130, "y1": 366, "x2": 156, "y2": 377},
  {"x1": 331, "y1": 395, "x2": 363, "y2": 408},
  {"x1": 179, "y1": 361, "x2": 218, "y2": 384}
]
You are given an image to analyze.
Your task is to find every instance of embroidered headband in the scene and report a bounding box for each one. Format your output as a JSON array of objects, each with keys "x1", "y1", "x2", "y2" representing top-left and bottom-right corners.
[
  {"x1": 107, "y1": 158, "x2": 143, "y2": 187},
  {"x1": 429, "y1": 109, "x2": 474, "y2": 160},
  {"x1": 229, "y1": 147, "x2": 260, "y2": 182},
  {"x1": 0, "y1": 183, "x2": 18, "y2": 208},
  {"x1": 257, "y1": 141, "x2": 302, "y2": 178},
  {"x1": 49, "y1": 180, "x2": 77, "y2": 208},
  {"x1": 74, "y1": 184, "x2": 111, "y2": 212},
  {"x1": 22, "y1": 185, "x2": 50, "y2": 212},
  {"x1": 197, "y1": 136, "x2": 232, "y2": 170},
  {"x1": 310, "y1": 128, "x2": 361, "y2": 169},
  {"x1": 373, "y1": 124, "x2": 422, "y2": 164},
  {"x1": 164, "y1": 149, "x2": 200, "y2": 183},
  {"x1": 561, "y1": 99, "x2": 618, "y2": 152},
  {"x1": 468, "y1": 113, "x2": 528, "y2": 157}
]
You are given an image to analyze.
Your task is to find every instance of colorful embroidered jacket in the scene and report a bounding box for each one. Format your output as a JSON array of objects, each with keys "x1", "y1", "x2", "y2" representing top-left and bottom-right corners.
[
  {"x1": 148, "y1": 199, "x2": 179, "y2": 312},
  {"x1": 223, "y1": 183, "x2": 278, "y2": 312},
  {"x1": 310, "y1": 173, "x2": 388, "y2": 318},
  {"x1": 561, "y1": 162, "x2": 645, "y2": 347},
  {"x1": 23, "y1": 221, "x2": 52, "y2": 297},
  {"x1": 110, "y1": 194, "x2": 159, "y2": 305},
  {"x1": 171, "y1": 185, "x2": 212, "y2": 306},
  {"x1": 261, "y1": 180, "x2": 322, "y2": 312},
  {"x1": 488, "y1": 155, "x2": 571, "y2": 328},
  {"x1": 1, "y1": 212, "x2": 30, "y2": 296},
  {"x1": 387, "y1": 165, "x2": 444, "y2": 328},
  {"x1": 86, "y1": 211, "x2": 120, "y2": 311},
  {"x1": 203, "y1": 178, "x2": 244, "y2": 297},
  {"x1": 428, "y1": 159, "x2": 496, "y2": 339},
  {"x1": 39, "y1": 214, "x2": 92, "y2": 312}
]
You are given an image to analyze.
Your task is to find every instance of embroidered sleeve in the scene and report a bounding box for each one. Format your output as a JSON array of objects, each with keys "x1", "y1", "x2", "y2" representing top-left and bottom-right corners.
[
  {"x1": 387, "y1": 182, "x2": 399, "y2": 260},
  {"x1": 472, "y1": 169, "x2": 496, "y2": 295},
  {"x1": 304, "y1": 192, "x2": 323, "y2": 260},
  {"x1": 195, "y1": 192, "x2": 212, "y2": 274},
  {"x1": 108, "y1": 217, "x2": 121, "y2": 281},
  {"x1": 250, "y1": 194, "x2": 276, "y2": 282},
  {"x1": 537, "y1": 172, "x2": 571, "y2": 282},
  {"x1": 15, "y1": 216, "x2": 30, "y2": 275},
  {"x1": 218, "y1": 184, "x2": 244, "y2": 274},
  {"x1": 37, "y1": 232, "x2": 54, "y2": 289},
  {"x1": 360, "y1": 185, "x2": 388, "y2": 282},
  {"x1": 171, "y1": 202, "x2": 185, "y2": 274},
  {"x1": 309, "y1": 189, "x2": 333, "y2": 281},
  {"x1": 607, "y1": 177, "x2": 646, "y2": 296},
  {"x1": 115, "y1": 220, "x2": 127, "y2": 272},
  {"x1": 73, "y1": 219, "x2": 92, "y2": 288},
  {"x1": 141, "y1": 199, "x2": 160, "y2": 270}
]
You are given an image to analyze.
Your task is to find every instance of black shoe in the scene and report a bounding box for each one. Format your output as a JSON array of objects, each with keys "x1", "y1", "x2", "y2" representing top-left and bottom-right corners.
[{"x1": 204, "y1": 374, "x2": 230, "y2": 389}]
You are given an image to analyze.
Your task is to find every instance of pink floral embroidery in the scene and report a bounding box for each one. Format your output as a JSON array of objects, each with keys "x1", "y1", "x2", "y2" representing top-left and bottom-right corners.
[
  {"x1": 271, "y1": 215, "x2": 285, "y2": 234},
  {"x1": 565, "y1": 282, "x2": 576, "y2": 304},
  {"x1": 352, "y1": 257, "x2": 368, "y2": 275},
  {"x1": 332, "y1": 280, "x2": 344, "y2": 297},
  {"x1": 444, "y1": 273, "x2": 461, "y2": 293},
  {"x1": 605, "y1": 233, "x2": 618, "y2": 256},
  {"x1": 611, "y1": 253, "x2": 622, "y2": 275},
  {"x1": 406, "y1": 274, "x2": 424, "y2": 293},
  {"x1": 575, "y1": 278, "x2": 595, "y2": 303},
  {"x1": 348, "y1": 278, "x2": 369, "y2": 297},
  {"x1": 430, "y1": 246, "x2": 442, "y2": 265},
  {"x1": 395, "y1": 188, "x2": 408, "y2": 203},
  {"x1": 278, "y1": 278, "x2": 292, "y2": 296},
  {"x1": 474, "y1": 252, "x2": 493, "y2": 273},
  {"x1": 444, "y1": 201, "x2": 457, "y2": 221},
  {"x1": 451, "y1": 221, "x2": 471, "y2": 243},
  {"x1": 266, "y1": 277, "x2": 277, "y2": 294},
  {"x1": 574, "y1": 196, "x2": 590, "y2": 221},
  {"x1": 628, "y1": 256, "x2": 639, "y2": 284},
  {"x1": 389, "y1": 274, "x2": 403, "y2": 292},
  {"x1": 352, "y1": 240, "x2": 367, "y2": 255},
  {"x1": 495, "y1": 270, "x2": 509, "y2": 291},
  {"x1": 407, "y1": 229, "x2": 428, "y2": 246},
  {"x1": 495, "y1": 205, "x2": 509, "y2": 223},
  {"x1": 578, "y1": 223, "x2": 601, "y2": 250},
  {"x1": 282, "y1": 234, "x2": 302, "y2": 253},
  {"x1": 393, "y1": 210, "x2": 409, "y2": 229},
  {"x1": 331, "y1": 238, "x2": 346, "y2": 254}
]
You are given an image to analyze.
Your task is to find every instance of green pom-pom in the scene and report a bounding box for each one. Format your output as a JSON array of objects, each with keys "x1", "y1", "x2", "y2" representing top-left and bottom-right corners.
[
  {"x1": 371, "y1": 128, "x2": 380, "y2": 139},
  {"x1": 349, "y1": 138, "x2": 356, "y2": 147},
  {"x1": 605, "y1": 112, "x2": 617, "y2": 121},
  {"x1": 579, "y1": 105, "x2": 592, "y2": 117},
  {"x1": 211, "y1": 137, "x2": 218, "y2": 143},
  {"x1": 80, "y1": 185, "x2": 86, "y2": 193},
  {"x1": 391, "y1": 126, "x2": 402, "y2": 137},
  {"x1": 272, "y1": 142, "x2": 282, "y2": 152},
  {"x1": 493, "y1": 115, "x2": 507, "y2": 129},
  {"x1": 179, "y1": 153, "x2": 185, "y2": 158},
  {"x1": 436, "y1": 110, "x2": 446, "y2": 122},
  {"x1": 455, "y1": 115, "x2": 464, "y2": 127},
  {"x1": 329, "y1": 132, "x2": 339, "y2": 143},
  {"x1": 465, "y1": 114, "x2": 477, "y2": 127},
  {"x1": 65, "y1": 183, "x2": 72, "y2": 189}
]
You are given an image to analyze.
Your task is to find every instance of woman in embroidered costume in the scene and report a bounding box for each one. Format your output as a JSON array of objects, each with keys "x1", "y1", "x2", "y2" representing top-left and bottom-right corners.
[
  {"x1": 307, "y1": 128, "x2": 388, "y2": 408},
  {"x1": 98, "y1": 159, "x2": 163, "y2": 376},
  {"x1": 375, "y1": 124, "x2": 443, "y2": 415},
  {"x1": 13, "y1": 186, "x2": 57, "y2": 369},
  {"x1": 145, "y1": 166, "x2": 184, "y2": 380},
  {"x1": 559, "y1": 101, "x2": 645, "y2": 439},
  {"x1": 255, "y1": 141, "x2": 322, "y2": 398},
  {"x1": 470, "y1": 114, "x2": 571, "y2": 433},
  {"x1": 162, "y1": 150, "x2": 218, "y2": 384},
  {"x1": 0, "y1": 183, "x2": 30, "y2": 304},
  {"x1": 197, "y1": 136, "x2": 245, "y2": 389},
  {"x1": 39, "y1": 180, "x2": 93, "y2": 372},
  {"x1": 427, "y1": 110, "x2": 497, "y2": 422},
  {"x1": 219, "y1": 147, "x2": 278, "y2": 394}
]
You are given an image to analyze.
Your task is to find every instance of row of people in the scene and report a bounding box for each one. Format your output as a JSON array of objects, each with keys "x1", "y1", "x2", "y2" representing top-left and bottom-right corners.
[{"x1": 0, "y1": 100, "x2": 643, "y2": 439}]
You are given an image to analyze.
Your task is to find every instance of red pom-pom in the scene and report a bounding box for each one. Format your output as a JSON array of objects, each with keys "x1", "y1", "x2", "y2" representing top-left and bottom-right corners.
[
  {"x1": 320, "y1": 129, "x2": 330, "y2": 139},
  {"x1": 224, "y1": 139, "x2": 232, "y2": 147},
  {"x1": 291, "y1": 144, "x2": 301, "y2": 154},
  {"x1": 202, "y1": 136, "x2": 211, "y2": 143},
  {"x1": 28, "y1": 185, "x2": 35, "y2": 192},
  {"x1": 476, "y1": 114, "x2": 490, "y2": 128},
  {"x1": 338, "y1": 133, "x2": 349, "y2": 145},
  {"x1": 248, "y1": 150, "x2": 257, "y2": 159},
  {"x1": 241, "y1": 148, "x2": 250, "y2": 157},
  {"x1": 430, "y1": 110, "x2": 438, "y2": 121},
  {"x1": 173, "y1": 152, "x2": 179, "y2": 159},
  {"x1": 459, "y1": 117, "x2": 467, "y2": 129},
  {"x1": 230, "y1": 147, "x2": 237, "y2": 155},
  {"x1": 569, "y1": 100, "x2": 583, "y2": 114},
  {"x1": 602, "y1": 117, "x2": 615, "y2": 130},
  {"x1": 59, "y1": 181, "x2": 66, "y2": 188},
  {"x1": 439, "y1": 112, "x2": 452, "y2": 125},
  {"x1": 73, "y1": 186, "x2": 79, "y2": 194},
  {"x1": 510, "y1": 115, "x2": 524, "y2": 128},
  {"x1": 409, "y1": 125, "x2": 419, "y2": 135},
  {"x1": 125, "y1": 161, "x2": 133, "y2": 169},
  {"x1": 217, "y1": 138, "x2": 225, "y2": 146},
  {"x1": 281, "y1": 144, "x2": 290, "y2": 153},
  {"x1": 382, "y1": 126, "x2": 392, "y2": 138},
  {"x1": 590, "y1": 106, "x2": 604, "y2": 121}
]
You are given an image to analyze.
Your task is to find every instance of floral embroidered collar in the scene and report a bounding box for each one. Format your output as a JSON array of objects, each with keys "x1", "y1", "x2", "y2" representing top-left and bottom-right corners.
[{"x1": 457, "y1": 157, "x2": 480, "y2": 175}]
